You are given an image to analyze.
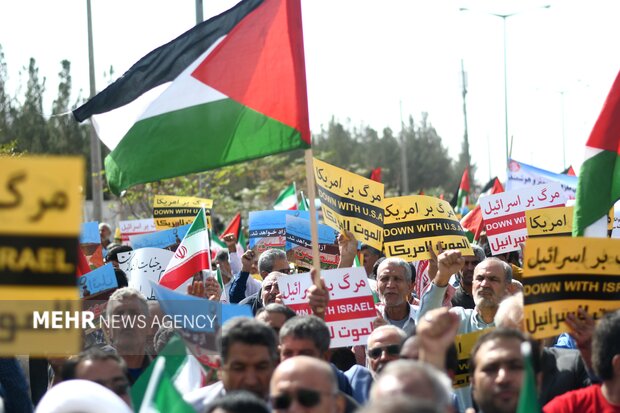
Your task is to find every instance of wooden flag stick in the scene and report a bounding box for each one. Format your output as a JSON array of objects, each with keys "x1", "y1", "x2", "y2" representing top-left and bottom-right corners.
[{"x1": 304, "y1": 149, "x2": 322, "y2": 287}]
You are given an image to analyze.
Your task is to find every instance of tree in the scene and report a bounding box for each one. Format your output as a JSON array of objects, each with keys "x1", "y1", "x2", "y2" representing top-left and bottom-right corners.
[
  {"x1": 12, "y1": 58, "x2": 49, "y2": 153},
  {"x1": 0, "y1": 44, "x2": 14, "y2": 144}
]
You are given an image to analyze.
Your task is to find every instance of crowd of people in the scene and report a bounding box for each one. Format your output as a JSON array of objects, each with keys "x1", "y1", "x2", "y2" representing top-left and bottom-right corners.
[{"x1": 1, "y1": 223, "x2": 619, "y2": 413}]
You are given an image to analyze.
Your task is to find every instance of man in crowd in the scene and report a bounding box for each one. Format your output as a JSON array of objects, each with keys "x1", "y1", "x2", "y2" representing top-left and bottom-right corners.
[
  {"x1": 360, "y1": 244, "x2": 382, "y2": 278},
  {"x1": 450, "y1": 245, "x2": 485, "y2": 309},
  {"x1": 185, "y1": 318, "x2": 278, "y2": 411},
  {"x1": 366, "y1": 325, "x2": 406, "y2": 376},
  {"x1": 230, "y1": 249, "x2": 291, "y2": 313},
  {"x1": 278, "y1": 316, "x2": 355, "y2": 402},
  {"x1": 61, "y1": 348, "x2": 132, "y2": 407},
  {"x1": 470, "y1": 328, "x2": 532, "y2": 413},
  {"x1": 369, "y1": 360, "x2": 454, "y2": 412},
  {"x1": 544, "y1": 309, "x2": 620, "y2": 413},
  {"x1": 255, "y1": 303, "x2": 297, "y2": 336},
  {"x1": 105, "y1": 287, "x2": 151, "y2": 384},
  {"x1": 270, "y1": 356, "x2": 345, "y2": 413},
  {"x1": 215, "y1": 249, "x2": 260, "y2": 300}
]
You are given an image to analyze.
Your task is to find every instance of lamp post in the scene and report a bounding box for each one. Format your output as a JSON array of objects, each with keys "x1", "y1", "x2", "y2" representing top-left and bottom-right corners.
[{"x1": 460, "y1": 5, "x2": 550, "y2": 168}]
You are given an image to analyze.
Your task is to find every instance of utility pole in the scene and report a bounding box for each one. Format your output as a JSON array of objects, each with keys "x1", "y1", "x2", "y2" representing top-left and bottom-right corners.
[
  {"x1": 87, "y1": 0, "x2": 103, "y2": 222},
  {"x1": 461, "y1": 59, "x2": 471, "y2": 171},
  {"x1": 399, "y1": 100, "x2": 409, "y2": 195}
]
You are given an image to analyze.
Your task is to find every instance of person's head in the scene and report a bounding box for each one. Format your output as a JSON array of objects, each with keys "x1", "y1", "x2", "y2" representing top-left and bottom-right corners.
[
  {"x1": 400, "y1": 336, "x2": 458, "y2": 380},
  {"x1": 256, "y1": 303, "x2": 297, "y2": 336},
  {"x1": 369, "y1": 360, "x2": 452, "y2": 411},
  {"x1": 62, "y1": 348, "x2": 131, "y2": 407},
  {"x1": 105, "y1": 288, "x2": 149, "y2": 355},
  {"x1": 459, "y1": 245, "x2": 485, "y2": 291},
  {"x1": 361, "y1": 244, "x2": 382, "y2": 277},
  {"x1": 494, "y1": 293, "x2": 524, "y2": 330},
  {"x1": 473, "y1": 258, "x2": 512, "y2": 311},
  {"x1": 105, "y1": 245, "x2": 133, "y2": 269},
  {"x1": 258, "y1": 249, "x2": 290, "y2": 277},
  {"x1": 366, "y1": 325, "x2": 407, "y2": 374},
  {"x1": 470, "y1": 328, "x2": 529, "y2": 413},
  {"x1": 357, "y1": 396, "x2": 442, "y2": 413},
  {"x1": 592, "y1": 309, "x2": 620, "y2": 381},
  {"x1": 99, "y1": 223, "x2": 112, "y2": 244},
  {"x1": 205, "y1": 390, "x2": 270, "y2": 413},
  {"x1": 261, "y1": 272, "x2": 286, "y2": 306},
  {"x1": 218, "y1": 317, "x2": 278, "y2": 399},
  {"x1": 216, "y1": 250, "x2": 232, "y2": 281},
  {"x1": 146, "y1": 301, "x2": 164, "y2": 355},
  {"x1": 376, "y1": 258, "x2": 414, "y2": 308},
  {"x1": 270, "y1": 356, "x2": 344, "y2": 413},
  {"x1": 279, "y1": 315, "x2": 331, "y2": 361}
]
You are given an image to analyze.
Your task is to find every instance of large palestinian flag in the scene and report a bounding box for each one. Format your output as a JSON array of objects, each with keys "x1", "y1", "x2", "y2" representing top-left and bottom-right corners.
[
  {"x1": 73, "y1": 0, "x2": 310, "y2": 195},
  {"x1": 573, "y1": 70, "x2": 620, "y2": 236}
]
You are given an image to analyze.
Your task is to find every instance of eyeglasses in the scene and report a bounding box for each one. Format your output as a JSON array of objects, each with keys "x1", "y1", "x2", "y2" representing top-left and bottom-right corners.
[
  {"x1": 270, "y1": 388, "x2": 334, "y2": 409},
  {"x1": 367, "y1": 344, "x2": 401, "y2": 359}
]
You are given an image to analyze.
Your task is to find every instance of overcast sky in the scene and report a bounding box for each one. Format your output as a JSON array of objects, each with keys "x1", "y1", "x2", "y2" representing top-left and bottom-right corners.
[{"x1": 2, "y1": 0, "x2": 619, "y2": 184}]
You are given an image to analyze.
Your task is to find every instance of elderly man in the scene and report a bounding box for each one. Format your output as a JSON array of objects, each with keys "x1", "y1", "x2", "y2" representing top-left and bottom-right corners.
[
  {"x1": 230, "y1": 249, "x2": 291, "y2": 313},
  {"x1": 62, "y1": 348, "x2": 132, "y2": 407},
  {"x1": 450, "y1": 244, "x2": 485, "y2": 309},
  {"x1": 185, "y1": 318, "x2": 279, "y2": 411},
  {"x1": 105, "y1": 287, "x2": 151, "y2": 383},
  {"x1": 270, "y1": 356, "x2": 345, "y2": 413},
  {"x1": 431, "y1": 253, "x2": 512, "y2": 333},
  {"x1": 360, "y1": 244, "x2": 382, "y2": 278},
  {"x1": 366, "y1": 325, "x2": 407, "y2": 376}
]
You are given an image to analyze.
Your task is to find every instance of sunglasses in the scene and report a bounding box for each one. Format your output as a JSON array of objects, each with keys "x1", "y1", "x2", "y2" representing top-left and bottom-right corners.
[
  {"x1": 271, "y1": 388, "x2": 333, "y2": 409},
  {"x1": 367, "y1": 344, "x2": 401, "y2": 359}
]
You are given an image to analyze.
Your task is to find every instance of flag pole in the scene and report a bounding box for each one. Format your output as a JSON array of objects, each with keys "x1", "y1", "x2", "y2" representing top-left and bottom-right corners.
[{"x1": 304, "y1": 149, "x2": 322, "y2": 287}]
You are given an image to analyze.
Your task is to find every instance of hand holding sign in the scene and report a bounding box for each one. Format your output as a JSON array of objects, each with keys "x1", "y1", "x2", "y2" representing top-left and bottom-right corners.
[{"x1": 307, "y1": 273, "x2": 329, "y2": 317}]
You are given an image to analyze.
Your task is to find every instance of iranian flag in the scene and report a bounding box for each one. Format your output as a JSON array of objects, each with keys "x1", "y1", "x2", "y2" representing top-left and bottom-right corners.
[
  {"x1": 274, "y1": 183, "x2": 298, "y2": 210},
  {"x1": 460, "y1": 177, "x2": 504, "y2": 241},
  {"x1": 573, "y1": 70, "x2": 620, "y2": 236},
  {"x1": 73, "y1": 0, "x2": 310, "y2": 195},
  {"x1": 159, "y1": 208, "x2": 211, "y2": 290}
]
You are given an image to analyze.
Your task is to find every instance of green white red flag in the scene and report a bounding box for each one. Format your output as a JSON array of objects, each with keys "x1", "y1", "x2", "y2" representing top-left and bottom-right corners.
[
  {"x1": 73, "y1": 0, "x2": 310, "y2": 195},
  {"x1": 460, "y1": 177, "x2": 504, "y2": 241},
  {"x1": 273, "y1": 183, "x2": 298, "y2": 210},
  {"x1": 573, "y1": 70, "x2": 620, "y2": 236},
  {"x1": 159, "y1": 208, "x2": 211, "y2": 290}
]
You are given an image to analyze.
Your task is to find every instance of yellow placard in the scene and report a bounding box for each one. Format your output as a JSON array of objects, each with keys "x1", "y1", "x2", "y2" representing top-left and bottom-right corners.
[
  {"x1": 313, "y1": 158, "x2": 384, "y2": 251},
  {"x1": 452, "y1": 329, "x2": 492, "y2": 388},
  {"x1": 153, "y1": 195, "x2": 213, "y2": 229},
  {"x1": 526, "y1": 206, "x2": 573, "y2": 237},
  {"x1": 383, "y1": 195, "x2": 473, "y2": 261},
  {"x1": 0, "y1": 286, "x2": 81, "y2": 356},
  {"x1": 0, "y1": 156, "x2": 83, "y2": 236},
  {"x1": 523, "y1": 237, "x2": 620, "y2": 339}
]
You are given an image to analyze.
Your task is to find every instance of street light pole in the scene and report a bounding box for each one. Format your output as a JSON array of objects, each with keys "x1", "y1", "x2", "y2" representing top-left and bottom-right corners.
[{"x1": 460, "y1": 5, "x2": 550, "y2": 169}]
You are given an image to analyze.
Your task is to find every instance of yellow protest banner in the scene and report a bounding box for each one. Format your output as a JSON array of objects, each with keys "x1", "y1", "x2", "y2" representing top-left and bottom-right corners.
[
  {"x1": 313, "y1": 158, "x2": 384, "y2": 251},
  {"x1": 153, "y1": 195, "x2": 213, "y2": 229},
  {"x1": 384, "y1": 195, "x2": 472, "y2": 261},
  {"x1": 523, "y1": 237, "x2": 620, "y2": 340},
  {"x1": 453, "y1": 329, "x2": 492, "y2": 388},
  {"x1": 525, "y1": 206, "x2": 573, "y2": 237},
  {"x1": 0, "y1": 156, "x2": 83, "y2": 356},
  {"x1": 0, "y1": 156, "x2": 83, "y2": 236}
]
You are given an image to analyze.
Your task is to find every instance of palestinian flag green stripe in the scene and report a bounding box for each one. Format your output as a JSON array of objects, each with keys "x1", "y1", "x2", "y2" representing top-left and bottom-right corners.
[{"x1": 105, "y1": 98, "x2": 308, "y2": 194}]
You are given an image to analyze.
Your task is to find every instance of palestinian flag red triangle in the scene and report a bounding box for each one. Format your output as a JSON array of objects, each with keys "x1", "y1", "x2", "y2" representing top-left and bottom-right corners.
[{"x1": 73, "y1": 0, "x2": 310, "y2": 195}]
